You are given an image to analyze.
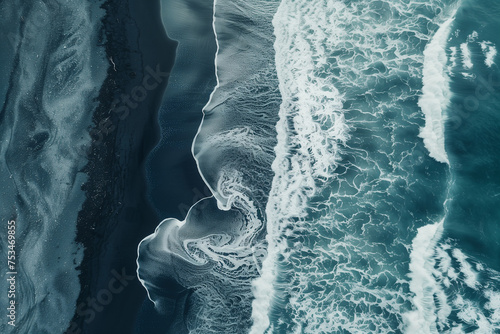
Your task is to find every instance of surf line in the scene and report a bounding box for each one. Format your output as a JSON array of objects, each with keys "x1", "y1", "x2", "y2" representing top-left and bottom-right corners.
[
  {"x1": 136, "y1": 0, "x2": 220, "y2": 305},
  {"x1": 418, "y1": 14, "x2": 456, "y2": 164},
  {"x1": 405, "y1": 10, "x2": 457, "y2": 334}
]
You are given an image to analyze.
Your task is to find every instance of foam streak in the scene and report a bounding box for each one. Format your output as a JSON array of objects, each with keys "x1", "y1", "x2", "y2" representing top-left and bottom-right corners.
[{"x1": 418, "y1": 15, "x2": 455, "y2": 164}]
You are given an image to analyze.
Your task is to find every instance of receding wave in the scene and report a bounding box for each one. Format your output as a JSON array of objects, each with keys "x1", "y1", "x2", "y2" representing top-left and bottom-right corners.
[{"x1": 137, "y1": 0, "x2": 280, "y2": 332}]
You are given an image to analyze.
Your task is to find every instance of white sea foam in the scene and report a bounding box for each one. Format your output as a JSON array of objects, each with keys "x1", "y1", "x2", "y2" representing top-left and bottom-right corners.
[
  {"x1": 418, "y1": 15, "x2": 455, "y2": 164},
  {"x1": 480, "y1": 41, "x2": 497, "y2": 67},
  {"x1": 251, "y1": 1, "x2": 349, "y2": 331},
  {"x1": 452, "y1": 248, "x2": 479, "y2": 289},
  {"x1": 421, "y1": 238, "x2": 500, "y2": 332},
  {"x1": 406, "y1": 236, "x2": 500, "y2": 332},
  {"x1": 453, "y1": 292, "x2": 497, "y2": 333},
  {"x1": 460, "y1": 42, "x2": 473, "y2": 69},
  {"x1": 467, "y1": 31, "x2": 478, "y2": 42},
  {"x1": 448, "y1": 46, "x2": 457, "y2": 74},
  {"x1": 485, "y1": 290, "x2": 500, "y2": 323},
  {"x1": 403, "y1": 220, "x2": 444, "y2": 334}
]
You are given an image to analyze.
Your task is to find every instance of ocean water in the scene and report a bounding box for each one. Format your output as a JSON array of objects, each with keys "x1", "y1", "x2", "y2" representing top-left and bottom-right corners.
[{"x1": 138, "y1": 0, "x2": 500, "y2": 333}]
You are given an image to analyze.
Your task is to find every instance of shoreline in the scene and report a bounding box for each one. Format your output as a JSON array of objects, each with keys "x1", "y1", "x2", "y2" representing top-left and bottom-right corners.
[
  {"x1": 138, "y1": 0, "x2": 219, "y2": 331},
  {"x1": 68, "y1": 0, "x2": 177, "y2": 332}
]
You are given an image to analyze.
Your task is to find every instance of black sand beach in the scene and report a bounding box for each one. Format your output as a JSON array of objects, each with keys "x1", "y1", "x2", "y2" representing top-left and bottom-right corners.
[{"x1": 67, "y1": 0, "x2": 183, "y2": 332}]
